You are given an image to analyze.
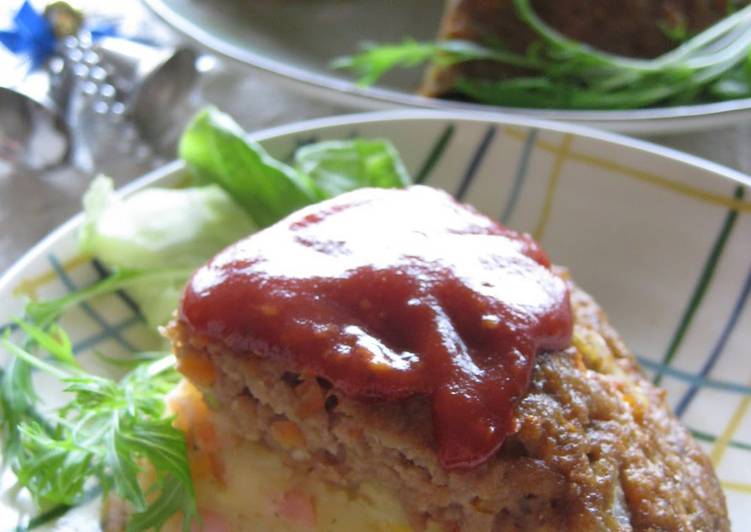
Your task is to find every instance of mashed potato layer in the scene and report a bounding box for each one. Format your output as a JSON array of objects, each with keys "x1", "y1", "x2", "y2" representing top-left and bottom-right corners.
[{"x1": 166, "y1": 380, "x2": 441, "y2": 532}]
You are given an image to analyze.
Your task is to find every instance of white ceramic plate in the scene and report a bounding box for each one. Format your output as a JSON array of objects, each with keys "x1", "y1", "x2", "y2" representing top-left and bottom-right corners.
[
  {"x1": 143, "y1": 0, "x2": 751, "y2": 135},
  {"x1": 1, "y1": 110, "x2": 750, "y2": 529}
]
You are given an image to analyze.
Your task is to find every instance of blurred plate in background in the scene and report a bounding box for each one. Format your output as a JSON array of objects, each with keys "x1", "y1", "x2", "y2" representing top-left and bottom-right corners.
[{"x1": 143, "y1": 0, "x2": 751, "y2": 134}]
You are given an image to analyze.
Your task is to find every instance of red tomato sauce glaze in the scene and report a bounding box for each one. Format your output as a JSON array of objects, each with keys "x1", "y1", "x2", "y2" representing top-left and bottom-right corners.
[{"x1": 181, "y1": 186, "x2": 573, "y2": 470}]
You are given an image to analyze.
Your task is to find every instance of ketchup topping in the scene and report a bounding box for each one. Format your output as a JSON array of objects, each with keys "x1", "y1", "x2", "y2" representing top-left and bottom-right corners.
[{"x1": 181, "y1": 186, "x2": 572, "y2": 470}]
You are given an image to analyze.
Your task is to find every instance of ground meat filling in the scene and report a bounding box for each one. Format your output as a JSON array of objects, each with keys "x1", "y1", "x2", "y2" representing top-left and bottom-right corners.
[
  {"x1": 180, "y1": 186, "x2": 574, "y2": 472},
  {"x1": 168, "y1": 276, "x2": 729, "y2": 531}
]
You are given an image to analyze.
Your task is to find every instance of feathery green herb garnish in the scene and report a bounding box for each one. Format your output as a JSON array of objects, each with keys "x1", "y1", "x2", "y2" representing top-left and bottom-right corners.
[
  {"x1": 1, "y1": 318, "x2": 196, "y2": 532},
  {"x1": 334, "y1": 1, "x2": 751, "y2": 109}
]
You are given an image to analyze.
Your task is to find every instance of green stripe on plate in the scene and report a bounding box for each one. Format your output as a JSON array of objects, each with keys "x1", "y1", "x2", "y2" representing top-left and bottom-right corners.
[
  {"x1": 654, "y1": 185, "x2": 745, "y2": 386},
  {"x1": 415, "y1": 124, "x2": 455, "y2": 185},
  {"x1": 692, "y1": 428, "x2": 751, "y2": 452}
]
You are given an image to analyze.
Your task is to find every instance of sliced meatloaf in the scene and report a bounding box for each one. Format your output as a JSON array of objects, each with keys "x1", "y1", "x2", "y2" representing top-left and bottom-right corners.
[
  {"x1": 422, "y1": 0, "x2": 746, "y2": 97},
  {"x1": 167, "y1": 277, "x2": 728, "y2": 531},
  {"x1": 165, "y1": 184, "x2": 729, "y2": 532}
]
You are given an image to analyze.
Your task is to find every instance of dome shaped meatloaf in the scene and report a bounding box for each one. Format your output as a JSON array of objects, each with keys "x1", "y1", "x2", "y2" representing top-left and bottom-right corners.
[
  {"x1": 422, "y1": 0, "x2": 747, "y2": 98},
  {"x1": 167, "y1": 272, "x2": 729, "y2": 531}
]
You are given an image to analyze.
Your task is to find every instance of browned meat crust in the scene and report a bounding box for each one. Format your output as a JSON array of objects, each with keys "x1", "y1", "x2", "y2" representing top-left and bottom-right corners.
[
  {"x1": 422, "y1": 0, "x2": 744, "y2": 97},
  {"x1": 168, "y1": 271, "x2": 729, "y2": 532}
]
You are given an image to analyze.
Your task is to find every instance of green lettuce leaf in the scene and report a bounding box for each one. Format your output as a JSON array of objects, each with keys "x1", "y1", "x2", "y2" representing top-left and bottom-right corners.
[
  {"x1": 80, "y1": 176, "x2": 255, "y2": 326},
  {"x1": 294, "y1": 139, "x2": 410, "y2": 197},
  {"x1": 178, "y1": 107, "x2": 412, "y2": 226},
  {"x1": 79, "y1": 108, "x2": 412, "y2": 326},
  {"x1": 178, "y1": 107, "x2": 320, "y2": 228}
]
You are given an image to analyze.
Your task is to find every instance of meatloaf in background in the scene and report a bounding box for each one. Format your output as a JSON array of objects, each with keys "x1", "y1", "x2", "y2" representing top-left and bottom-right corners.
[
  {"x1": 422, "y1": 0, "x2": 747, "y2": 97},
  {"x1": 167, "y1": 273, "x2": 729, "y2": 531}
]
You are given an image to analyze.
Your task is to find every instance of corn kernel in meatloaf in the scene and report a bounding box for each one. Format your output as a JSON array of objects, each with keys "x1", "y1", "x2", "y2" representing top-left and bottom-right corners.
[{"x1": 167, "y1": 273, "x2": 729, "y2": 532}]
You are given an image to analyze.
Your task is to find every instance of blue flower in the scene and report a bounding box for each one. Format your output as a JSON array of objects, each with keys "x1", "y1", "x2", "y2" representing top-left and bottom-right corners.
[
  {"x1": 0, "y1": 1, "x2": 120, "y2": 70},
  {"x1": 0, "y1": 1, "x2": 56, "y2": 69}
]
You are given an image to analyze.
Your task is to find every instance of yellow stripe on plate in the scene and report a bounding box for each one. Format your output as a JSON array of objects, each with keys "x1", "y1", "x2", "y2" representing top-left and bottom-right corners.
[
  {"x1": 504, "y1": 127, "x2": 751, "y2": 213},
  {"x1": 722, "y1": 480, "x2": 751, "y2": 494},
  {"x1": 533, "y1": 134, "x2": 573, "y2": 241},
  {"x1": 12, "y1": 253, "x2": 92, "y2": 299},
  {"x1": 711, "y1": 394, "x2": 751, "y2": 468}
]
